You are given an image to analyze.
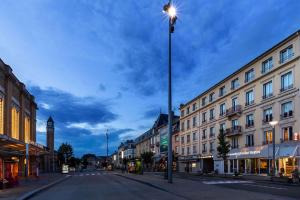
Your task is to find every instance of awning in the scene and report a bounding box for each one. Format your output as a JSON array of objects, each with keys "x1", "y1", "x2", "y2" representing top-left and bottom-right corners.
[
  {"x1": 226, "y1": 142, "x2": 300, "y2": 160},
  {"x1": 0, "y1": 134, "x2": 49, "y2": 156},
  {"x1": 276, "y1": 143, "x2": 299, "y2": 158}
]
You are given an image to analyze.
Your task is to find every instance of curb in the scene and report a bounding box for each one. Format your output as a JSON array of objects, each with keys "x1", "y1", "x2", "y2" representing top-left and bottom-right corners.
[{"x1": 16, "y1": 175, "x2": 71, "y2": 200}]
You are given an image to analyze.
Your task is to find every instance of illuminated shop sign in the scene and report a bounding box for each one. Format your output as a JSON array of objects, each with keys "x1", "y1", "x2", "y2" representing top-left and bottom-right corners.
[{"x1": 228, "y1": 150, "x2": 261, "y2": 157}]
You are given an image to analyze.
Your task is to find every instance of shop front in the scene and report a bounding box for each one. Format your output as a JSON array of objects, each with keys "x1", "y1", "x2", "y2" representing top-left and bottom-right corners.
[
  {"x1": 178, "y1": 155, "x2": 201, "y2": 173},
  {"x1": 0, "y1": 134, "x2": 49, "y2": 188},
  {"x1": 226, "y1": 143, "x2": 300, "y2": 176}
]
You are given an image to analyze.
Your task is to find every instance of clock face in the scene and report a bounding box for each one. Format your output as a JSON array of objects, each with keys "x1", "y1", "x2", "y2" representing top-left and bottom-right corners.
[{"x1": 47, "y1": 122, "x2": 53, "y2": 126}]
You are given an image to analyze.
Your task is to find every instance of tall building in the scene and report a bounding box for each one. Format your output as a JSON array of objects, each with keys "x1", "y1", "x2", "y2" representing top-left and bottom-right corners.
[
  {"x1": 178, "y1": 30, "x2": 300, "y2": 176},
  {"x1": 0, "y1": 59, "x2": 49, "y2": 180}
]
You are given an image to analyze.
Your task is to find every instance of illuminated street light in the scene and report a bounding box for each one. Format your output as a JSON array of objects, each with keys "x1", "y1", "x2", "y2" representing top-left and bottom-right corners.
[{"x1": 162, "y1": 0, "x2": 177, "y2": 184}]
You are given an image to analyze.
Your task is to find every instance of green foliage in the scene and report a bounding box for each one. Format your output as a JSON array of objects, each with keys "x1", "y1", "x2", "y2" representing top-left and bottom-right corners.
[
  {"x1": 141, "y1": 151, "x2": 154, "y2": 165},
  {"x1": 81, "y1": 153, "x2": 97, "y2": 167},
  {"x1": 217, "y1": 129, "x2": 231, "y2": 161},
  {"x1": 57, "y1": 143, "x2": 74, "y2": 165},
  {"x1": 69, "y1": 157, "x2": 81, "y2": 167}
]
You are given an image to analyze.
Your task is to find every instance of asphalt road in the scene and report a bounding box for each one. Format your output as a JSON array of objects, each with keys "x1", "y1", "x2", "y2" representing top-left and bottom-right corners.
[{"x1": 30, "y1": 171, "x2": 299, "y2": 200}]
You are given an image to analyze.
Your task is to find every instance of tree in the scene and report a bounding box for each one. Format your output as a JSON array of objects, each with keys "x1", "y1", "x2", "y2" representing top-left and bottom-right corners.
[
  {"x1": 217, "y1": 129, "x2": 231, "y2": 174},
  {"x1": 69, "y1": 157, "x2": 81, "y2": 168},
  {"x1": 57, "y1": 143, "x2": 74, "y2": 166},
  {"x1": 81, "y1": 154, "x2": 97, "y2": 167},
  {"x1": 141, "y1": 152, "x2": 154, "y2": 171}
]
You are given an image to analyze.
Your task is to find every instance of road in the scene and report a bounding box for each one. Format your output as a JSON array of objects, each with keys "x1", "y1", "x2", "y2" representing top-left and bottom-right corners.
[{"x1": 30, "y1": 171, "x2": 299, "y2": 200}]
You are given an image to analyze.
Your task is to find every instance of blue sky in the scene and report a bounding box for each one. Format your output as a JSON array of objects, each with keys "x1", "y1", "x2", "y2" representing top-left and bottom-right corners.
[{"x1": 0, "y1": 0, "x2": 300, "y2": 156}]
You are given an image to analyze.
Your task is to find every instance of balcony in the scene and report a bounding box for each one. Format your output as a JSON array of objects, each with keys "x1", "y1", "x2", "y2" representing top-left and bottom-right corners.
[
  {"x1": 280, "y1": 84, "x2": 293, "y2": 93},
  {"x1": 226, "y1": 105, "x2": 242, "y2": 118},
  {"x1": 245, "y1": 143, "x2": 254, "y2": 147},
  {"x1": 262, "y1": 114, "x2": 273, "y2": 124},
  {"x1": 245, "y1": 100, "x2": 254, "y2": 107},
  {"x1": 209, "y1": 116, "x2": 215, "y2": 121},
  {"x1": 225, "y1": 126, "x2": 242, "y2": 137},
  {"x1": 262, "y1": 93, "x2": 273, "y2": 100},
  {"x1": 280, "y1": 110, "x2": 293, "y2": 119},
  {"x1": 279, "y1": 53, "x2": 294, "y2": 64},
  {"x1": 209, "y1": 133, "x2": 215, "y2": 138},
  {"x1": 231, "y1": 145, "x2": 239, "y2": 149},
  {"x1": 245, "y1": 121, "x2": 254, "y2": 129},
  {"x1": 202, "y1": 150, "x2": 207, "y2": 154}
]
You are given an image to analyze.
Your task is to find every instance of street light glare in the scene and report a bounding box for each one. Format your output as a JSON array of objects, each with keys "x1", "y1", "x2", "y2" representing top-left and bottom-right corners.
[
  {"x1": 168, "y1": 6, "x2": 176, "y2": 18},
  {"x1": 269, "y1": 121, "x2": 279, "y2": 126}
]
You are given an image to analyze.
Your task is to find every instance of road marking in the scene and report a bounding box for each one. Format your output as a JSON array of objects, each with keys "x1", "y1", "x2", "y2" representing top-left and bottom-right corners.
[
  {"x1": 243, "y1": 184, "x2": 288, "y2": 190},
  {"x1": 92, "y1": 173, "x2": 95, "y2": 175},
  {"x1": 202, "y1": 180, "x2": 253, "y2": 185},
  {"x1": 80, "y1": 174, "x2": 83, "y2": 176}
]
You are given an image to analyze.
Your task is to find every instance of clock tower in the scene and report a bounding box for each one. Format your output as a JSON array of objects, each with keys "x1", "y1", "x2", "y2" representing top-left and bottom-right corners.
[{"x1": 46, "y1": 116, "x2": 55, "y2": 172}]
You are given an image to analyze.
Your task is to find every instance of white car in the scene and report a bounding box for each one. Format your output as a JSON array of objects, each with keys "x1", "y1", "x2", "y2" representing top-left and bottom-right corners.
[{"x1": 62, "y1": 164, "x2": 69, "y2": 174}]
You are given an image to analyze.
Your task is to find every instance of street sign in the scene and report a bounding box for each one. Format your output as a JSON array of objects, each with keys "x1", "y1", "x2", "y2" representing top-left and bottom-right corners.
[{"x1": 160, "y1": 128, "x2": 168, "y2": 153}]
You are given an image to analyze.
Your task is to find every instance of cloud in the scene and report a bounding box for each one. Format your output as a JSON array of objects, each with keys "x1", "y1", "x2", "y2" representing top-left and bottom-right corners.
[{"x1": 143, "y1": 108, "x2": 160, "y2": 119}]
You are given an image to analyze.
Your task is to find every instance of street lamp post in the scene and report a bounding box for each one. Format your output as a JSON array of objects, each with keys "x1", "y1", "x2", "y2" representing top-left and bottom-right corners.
[
  {"x1": 106, "y1": 129, "x2": 109, "y2": 167},
  {"x1": 269, "y1": 121, "x2": 278, "y2": 177},
  {"x1": 163, "y1": 0, "x2": 177, "y2": 184}
]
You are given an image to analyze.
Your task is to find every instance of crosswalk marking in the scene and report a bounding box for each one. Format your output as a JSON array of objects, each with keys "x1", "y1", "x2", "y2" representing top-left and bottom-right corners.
[
  {"x1": 71, "y1": 173, "x2": 109, "y2": 177},
  {"x1": 202, "y1": 180, "x2": 253, "y2": 185}
]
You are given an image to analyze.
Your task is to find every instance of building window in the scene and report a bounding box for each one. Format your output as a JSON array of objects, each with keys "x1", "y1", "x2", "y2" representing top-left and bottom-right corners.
[
  {"x1": 186, "y1": 107, "x2": 190, "y2": 115},
  {"x1": 192, "y1": 145, "x2": 197, "y2": 154},
  {"x1": 282, "y1": 127, "x2": 293, "y2": 142},
  {"x1": 263, "y1": 130, "x2": 273, "y2": 144},
  {"x1": 202, "y1": 143, "x2": 207, "y2": 153},
  {"x1": 231, "y1": 119, "x2": 239, "y2": 127},
  {"x1": 11, "y1": 106, "x2": 20, "y2": 140},
  {"x1": 209, "y1": 108, "x2": 215, "y2": 120},
  {"x1": 263, "y1": 81, "x2": 273, "y2": 99},
  {"x1": 202, "y1": 97, "x2": 207, "y2": 106},
  {"x1": 209, "y1": 142, "x2": 214, "y2": 152},
  {"x1": 231, "y1": 78, "x2": 239, "y2": 90},
  {"x1": 245, "y1": 69, "x2": 255, "y2": 83},
  {"x1": 209, "y1": 92, "x2": 215, "y2": 102},
  {"x1": 246, "y1": 134, "x2": 254, "y2": 147},
  {"x1": 187, "y1": 119, "x2": 190, "y2": 129},
  {"x1": 24, "y1": 115, "x2": 31, "y2": 143},
  {"x1": 181, "y1": 122, "x2": 184, "y2": 131},
  {"x1": 219, "y1": 86, "x2": 225, "y2": 97},
  {"x1": 232, "y1": 97, "x2": 238, "y2": 108},
  {"x1": 231, "y1": 137, "x2": 239, "y2": 149},
  {"x1": 187, "y1": 134, "x2": 191, "y2": 143},
  {"x1": 181, "y1": 110, "x2": 184, "y2": 117},
  {"x1": 209, "y1": 126, "x2": 215, "y2": 138},
  {"x1": 193, "y1": 116, "x2": 197, "y2": 127},
  {"x1": 181, "y1": 136, "x2": 184, "y2": 144},
  {"x1": 246, "y1": 114, "x2": 254, "y2": 128},
  {"x1": 175, "y1": 135, "x2": 179, "y2": 142},
  {"x1": 263, "y1": 108, "x2": 273, "y2": 123},
  {"x1": 281, "y1": 101, "x2": 293, "y2": 119},
  {"x1": 187, "y1": 146, "x2": 190, "y2": 155},
  {"x1": 220, "y1": 123, "x2": 226, "y2": 133},
  {"x1": 202, "y1": 112, "x2": 207, "y2": 123},
  {"x1": 280, "y1": 46, "x2": 294, "y2": 64},
  {"x1": 0, "y1": 96, "x2": 4, "y2": 134},
  {"x1": 219, "y1": 103, "x2": 226, "y2": 116},
  {"x1": 192, "y1": 132, "x2": 197, "y2": 141},
  {"x1": 181, "y1": 147, "x2": 185, "y2": 155},
  {"x1": 280, "y1": 71, "x2": 293, "y2": 92},
  {"x1": 176, "y1": 146, "x2": 179, "y2": 153},
  {"x1": 245, "y1": 90, "x2": 254, "y2": 106},
  {"x1": 262, "y1": 57, "x2": 273, "y2": 74},
  {"x1": 202, "y1": 129, "x2": 207, "y2": 140},
  {"x1": 192, "y1": 103, "x2": 197, "y2": 111}
]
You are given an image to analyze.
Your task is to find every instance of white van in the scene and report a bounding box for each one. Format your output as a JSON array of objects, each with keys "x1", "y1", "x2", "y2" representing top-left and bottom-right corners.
[{"x1": 62, "y1": 164, "x2": 69, "y2": 174}]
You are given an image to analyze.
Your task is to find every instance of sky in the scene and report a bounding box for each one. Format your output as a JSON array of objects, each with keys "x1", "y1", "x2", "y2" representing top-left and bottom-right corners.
[{"x1": 0, "y1": 0, "x2": 300, "y2": 157}]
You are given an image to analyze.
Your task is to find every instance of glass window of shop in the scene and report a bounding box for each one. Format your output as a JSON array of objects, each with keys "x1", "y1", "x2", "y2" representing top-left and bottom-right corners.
[
  {"x1": 24, "y1": 115, "x2": 31, "y2": 143},
  {"x1": 0, "y1": 95, "x2": 4, "y2": 134},
  {"x1": 282, "y1": 127, "x2": 293, "y2": 141},
  {"x1": 263, "y1": 130, "x2": 273, "y2": 144}
]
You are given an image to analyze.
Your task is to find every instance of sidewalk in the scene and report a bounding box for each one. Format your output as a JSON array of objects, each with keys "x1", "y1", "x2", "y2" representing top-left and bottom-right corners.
[{"x1": 0, "y1": 173, "x2": 65, "y2": 200}]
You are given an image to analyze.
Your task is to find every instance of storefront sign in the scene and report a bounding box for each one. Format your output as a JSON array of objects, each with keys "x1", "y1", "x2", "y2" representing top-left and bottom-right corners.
[
  {"x1": 228, "y1": 150, "x2": 261, "y2": 157},
  {"x1": 160, "y1": 129, "x2": 168, "y2": 153}
]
